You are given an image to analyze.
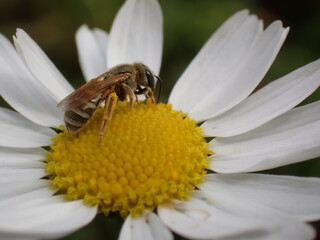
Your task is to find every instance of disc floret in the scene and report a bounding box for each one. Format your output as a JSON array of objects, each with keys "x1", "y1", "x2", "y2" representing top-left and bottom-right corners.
[{"x1": 46, "y1": 102, "x2": 210, "y2": 217}]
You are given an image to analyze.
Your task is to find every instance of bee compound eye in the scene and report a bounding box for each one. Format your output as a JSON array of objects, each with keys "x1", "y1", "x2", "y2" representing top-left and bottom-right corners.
[{"x1": 145, "y1": 70, "x2": 155, "y2": 90}]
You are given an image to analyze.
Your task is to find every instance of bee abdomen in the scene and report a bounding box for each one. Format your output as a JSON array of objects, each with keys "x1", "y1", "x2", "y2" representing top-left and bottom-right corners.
[{"x1": 64, "y1": 101, "x2": 98, "y2": 133}]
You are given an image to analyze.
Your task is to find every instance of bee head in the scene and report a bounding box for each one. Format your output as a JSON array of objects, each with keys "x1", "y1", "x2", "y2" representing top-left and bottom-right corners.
[
  {"x1": 134, "y1": 63, "x2": 162, "y2": 102},
  {"x1": 145, "y1": 69, "x2": 156, "y2": 91}
]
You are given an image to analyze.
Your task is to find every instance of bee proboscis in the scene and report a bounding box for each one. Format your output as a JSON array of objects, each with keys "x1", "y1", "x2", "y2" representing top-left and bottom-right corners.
[{"x1": 57, "y1": 63, "x2": 161, "y2": 141}]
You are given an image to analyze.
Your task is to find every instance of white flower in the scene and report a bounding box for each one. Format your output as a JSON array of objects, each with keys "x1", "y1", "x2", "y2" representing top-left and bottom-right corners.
[{"x1": 1, "y1": 0, "x2": 320, "y2": 240}]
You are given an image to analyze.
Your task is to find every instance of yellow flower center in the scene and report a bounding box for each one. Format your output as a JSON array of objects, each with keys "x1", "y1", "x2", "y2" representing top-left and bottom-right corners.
[{"x1": 45, "y1": 102, "x2": 210, "y2": 217}]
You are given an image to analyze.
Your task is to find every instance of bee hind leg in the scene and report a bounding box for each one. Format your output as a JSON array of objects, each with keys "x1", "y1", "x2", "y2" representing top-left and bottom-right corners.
[{"x1": 99, "y1": 92, "x2": 118, "y2": 143}]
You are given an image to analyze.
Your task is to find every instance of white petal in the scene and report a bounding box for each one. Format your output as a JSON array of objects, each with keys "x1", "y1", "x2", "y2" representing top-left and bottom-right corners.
[
  {"x1": 93, "y1": 28, "x2": 109, "y2": 54},
  {"x1": 119, "y1": 211, "x2": 173, "y2": 240},
  {"x1": 0, "y1": 168, "x2": 47, "y2": 184},
  {"x1": 210, "y1": 101, "x2": 320, "y2": 173},
  {"x1": 0, "y1": 179, "x2": 49, "y2": 200},
  {"x1": 169, "y1": 11, "x2": 288, "y2": 121},
  {"x1": 14, "y1": 29, "x2": 74, "y2": 101},
  {"x1": 108, "y1": 0, "x2": 163, "y2": 75},
  {"x1": 197, "y1": 188, "x2": 315, "y2": 240},
  {"x1": 169, "y1": 10, "x2": 253, "y2": 111},
  {"x1": 0, "y1": 108, "x2": 55, "y2": 148},
  {"x1": 202, "y1": 59, "x2": 320, "y2": 137},
  {"x1": 219, "y1": 224, "x2": 314, "y2": 240},
  {"x1": 220, "y1": 225, "x2": 314, "y2": 240},
  {"x1": 158, "y1": 197, "x2": 274, "y2": 240},
  {"x1": 0, "y1": 196, "x2": 97, "y2": 239},
  {"x1": 76, "y1": 25, "x2": 108, "y2": 81},
  {"x1": 190, "y1": 21, "x2": 288, "y2": 121},
  {"x1": 0, "y1": 34, "x2": 63, "y2": 127},
  {"x1": 0, "y1": 146, "x2": 46, "y2": 168},
  {"x1": 201, "y1": 174, "x2": 320, "y2": 222}
]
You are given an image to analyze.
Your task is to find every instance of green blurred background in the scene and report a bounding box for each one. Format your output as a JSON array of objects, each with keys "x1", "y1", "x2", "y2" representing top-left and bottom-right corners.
[{"x1": 0, "y1": 0, "x2": 319, "y2": 239}]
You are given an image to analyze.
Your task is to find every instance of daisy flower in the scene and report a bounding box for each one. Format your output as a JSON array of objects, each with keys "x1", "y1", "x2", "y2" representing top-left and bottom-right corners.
[{"x1": 1, "y1": 0, "x2": 320, "y2": 239}]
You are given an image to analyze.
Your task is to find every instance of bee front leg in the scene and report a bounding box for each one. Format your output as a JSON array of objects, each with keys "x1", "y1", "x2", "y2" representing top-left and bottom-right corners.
[
  {"x1": 99, "y1": 92, "x2": 118, "y2": 143},
  {"x1": 120, "y1": 84, "x2": 136, "y2": 106},
  {"x1": 145, "y1": 87, "x2": 155, "y2": 104},
  {"x1": 134, "y1": 87, "x2": 154, "y2": 104}
]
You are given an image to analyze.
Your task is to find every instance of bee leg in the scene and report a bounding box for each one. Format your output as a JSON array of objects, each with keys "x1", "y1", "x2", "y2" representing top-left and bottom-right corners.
[
  {"x1": 134, "y1": 88, "x2": 153, "y2": 104},
  {"x1": 120, "y1": 84, "x2": 136, "y2": 107},
  {"x1": 145, "y1": 87, "x2": 155, "y2": 104},
  {"x1": 134, "y1": 93, "x2": 140, "y2": 104},
  {"x1": 99, "y1": 92, "x2": 118, "y2": 143}
]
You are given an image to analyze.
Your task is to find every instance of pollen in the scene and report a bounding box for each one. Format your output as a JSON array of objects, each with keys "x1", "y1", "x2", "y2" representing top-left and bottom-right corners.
[{"x1": 45, "y1": 102, "x2": 210, "y2": 217}]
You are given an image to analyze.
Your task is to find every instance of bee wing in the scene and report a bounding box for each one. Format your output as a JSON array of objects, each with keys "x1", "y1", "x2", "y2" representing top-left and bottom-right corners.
[{"x1": 57, "y1": 73, "x2": 129, "y2": 111}]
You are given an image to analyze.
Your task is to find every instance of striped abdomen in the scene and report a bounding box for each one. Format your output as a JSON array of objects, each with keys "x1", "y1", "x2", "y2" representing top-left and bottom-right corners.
[{"x1": 64, "y1": 99, "x2": 99, "y2": 133}]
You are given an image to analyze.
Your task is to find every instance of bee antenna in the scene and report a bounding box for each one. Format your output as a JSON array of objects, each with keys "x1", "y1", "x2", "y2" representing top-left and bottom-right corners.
[{"x1": 155, "y1": 76, "x2": 162, "y2": 103}]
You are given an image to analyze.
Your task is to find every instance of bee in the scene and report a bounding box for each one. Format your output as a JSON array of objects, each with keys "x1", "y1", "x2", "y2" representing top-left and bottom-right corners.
[{"x1": 57, "y1": 63, "x2": 161, "y2": 140}]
